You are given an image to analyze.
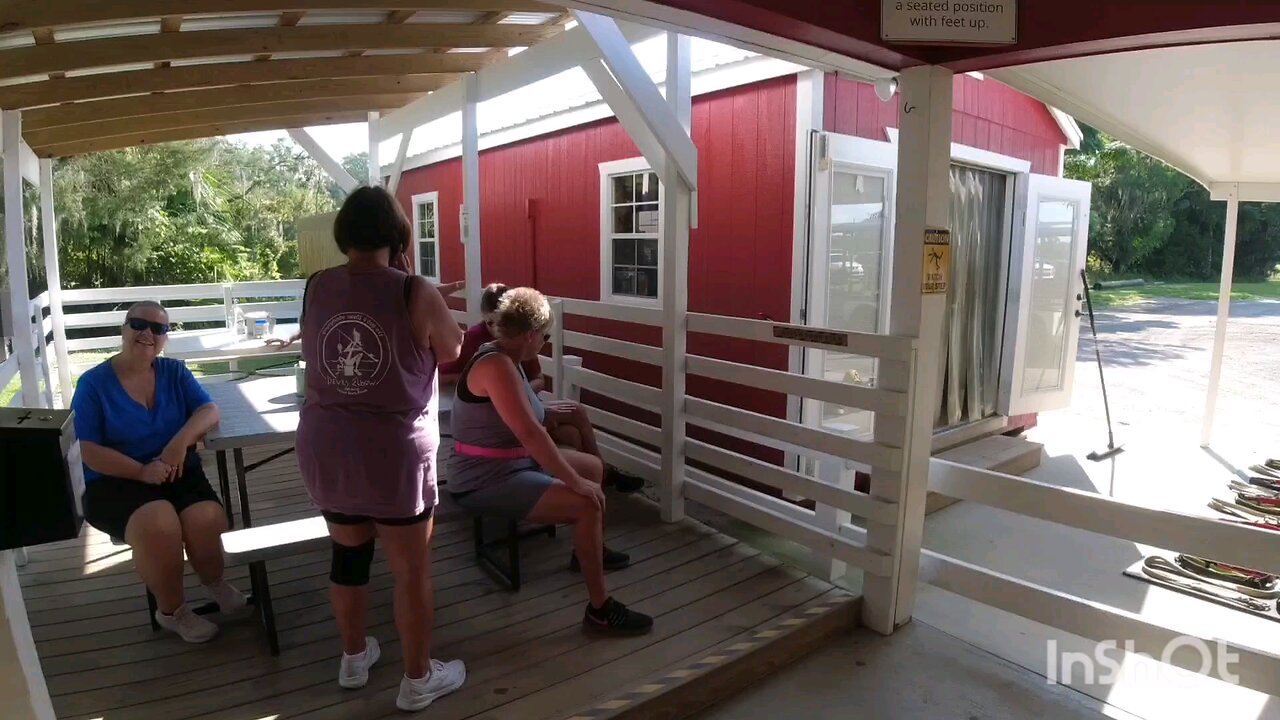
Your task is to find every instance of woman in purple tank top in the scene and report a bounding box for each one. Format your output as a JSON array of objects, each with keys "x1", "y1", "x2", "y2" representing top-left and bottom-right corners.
[{"x1": 295, "y1": 186, "x2": 467, "y2": 711}]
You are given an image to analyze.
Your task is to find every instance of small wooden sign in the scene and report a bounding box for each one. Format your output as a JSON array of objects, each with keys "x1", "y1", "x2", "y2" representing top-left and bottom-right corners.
[
  {"x1": 882, "y1": 0, "x2": 1018, "y2": 46},
  {"x1": 922, "y1": 228, "x2": 951, "y2": 295},
  {"x1": 773, "y1": 325, "x2": 850, "y2": 349}
]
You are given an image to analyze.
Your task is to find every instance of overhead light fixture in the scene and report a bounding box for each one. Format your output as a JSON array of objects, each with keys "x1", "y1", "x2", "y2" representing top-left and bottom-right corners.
[{"x1": 874, "y1": 77, "x2": 898, "y2": 103}]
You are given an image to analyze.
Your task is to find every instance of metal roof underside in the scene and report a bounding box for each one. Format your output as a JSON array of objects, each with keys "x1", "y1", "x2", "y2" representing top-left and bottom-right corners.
[
  {"x1": 0, "y1": 1, "x2": 570, "y2": 157},
  {"x1": 992, "y1": 40, "x2": 1280, "y2": 202}
]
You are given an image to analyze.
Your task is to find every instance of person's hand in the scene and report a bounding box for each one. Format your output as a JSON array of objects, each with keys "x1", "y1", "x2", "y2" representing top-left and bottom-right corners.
[
  {"x1": 137, "y1": 461, "x2": 174, "y2": 485},
  {"x1": 566, "y1": 474, "x2": 605, "y2": 512},
  {"x1": 159, "y1": 442, "x2": 187, "y2": 479},
  {"x1": 391, "y1": 251, "x2": 412, "y2": 273},
  {"x1": 543, "y1": 401, "x2": 577, "y2": 424}
]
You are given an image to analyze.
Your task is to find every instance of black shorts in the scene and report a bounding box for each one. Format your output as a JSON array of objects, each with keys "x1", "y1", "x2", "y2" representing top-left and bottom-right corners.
[
  {"x1": 322, "y1": 507, "x2": 434, "y2": 527},
  {"x1": 81, "y1": 451, "x2": 221, "y2": 541}
]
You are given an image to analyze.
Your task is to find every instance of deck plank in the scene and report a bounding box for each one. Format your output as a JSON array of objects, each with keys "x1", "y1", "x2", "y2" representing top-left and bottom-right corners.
[{"x1": 19, "y1": 442, "x2": 850, "y2": 720}]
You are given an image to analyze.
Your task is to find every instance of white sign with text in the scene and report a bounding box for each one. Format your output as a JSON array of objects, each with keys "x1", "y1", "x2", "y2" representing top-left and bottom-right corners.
[{"x1": 882, "y1": 0, "x2": 1017, "y2": 45}]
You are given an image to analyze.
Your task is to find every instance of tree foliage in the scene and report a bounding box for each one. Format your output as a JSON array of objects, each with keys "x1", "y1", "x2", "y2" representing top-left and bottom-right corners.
[
  {"x1": 1067, "y1": 125, "x2": 1280, "y2": 281},
  {"x1": 2, "y1": 138, "x2": 367, "y2": 296}
]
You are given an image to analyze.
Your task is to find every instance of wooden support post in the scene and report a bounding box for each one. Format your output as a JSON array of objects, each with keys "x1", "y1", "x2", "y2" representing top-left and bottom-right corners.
[
  {"x1": 862, "y1": 66, "x2": 953, "y2": 634},
  {"x1": 659, "y1": 32, "x2": 693, "y2": 523},
  {"x1": 388, "y1": 129, "x2": 414, "y2": 196},
  {"x1": 3, "y1": 109, "x2": 40, "y2": 407},
  {"x1": 39, "y1": 159, "x2": 72, "y2": 408},
  {"x1": 366, "y1": 111, "x2": 381, "y2": 187},
  {"x1": 1202, "y1": 187, "x2": 1239, "y2": 447},
  {"x1": 461, "y1": 73, "x2": 483, "y2": 323},
  {"x1": 287, "y1": 128, "x2": 357, "y2": 194}
]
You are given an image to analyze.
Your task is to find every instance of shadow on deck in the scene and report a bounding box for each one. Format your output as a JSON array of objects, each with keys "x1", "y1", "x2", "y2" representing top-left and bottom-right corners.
[{"x1": 19, "y1": 443, "x2": 858, "y2": 720}]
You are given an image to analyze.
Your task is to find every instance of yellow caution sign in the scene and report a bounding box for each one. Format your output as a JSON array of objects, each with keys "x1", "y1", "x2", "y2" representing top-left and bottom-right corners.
[{"x1": 922, "y1": 227, "x2": 951, "y2": 295}]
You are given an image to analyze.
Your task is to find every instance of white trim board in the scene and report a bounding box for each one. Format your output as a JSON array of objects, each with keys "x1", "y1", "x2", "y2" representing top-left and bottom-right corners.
[
  {"x1": 389, "y1": 55, "x2": 803, "y2": 176},
  {"x1": 885, "y1": 127, "x2": 1032, "y2": 175}
]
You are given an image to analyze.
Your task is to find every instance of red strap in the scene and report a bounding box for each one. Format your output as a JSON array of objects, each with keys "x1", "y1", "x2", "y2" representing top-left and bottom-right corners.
[{"x1": 453, "y1": 441, "x2": 530, "y2": 460}]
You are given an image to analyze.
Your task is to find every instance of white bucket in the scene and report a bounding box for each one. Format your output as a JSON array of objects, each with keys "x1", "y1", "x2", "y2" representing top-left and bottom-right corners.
[{"x1": 295, "y1": 361, "x2": 307, "y2": 398}]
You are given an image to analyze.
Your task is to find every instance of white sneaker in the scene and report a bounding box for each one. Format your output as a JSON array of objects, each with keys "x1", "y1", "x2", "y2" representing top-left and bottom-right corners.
[
  {"x1": 155, "y1": 604, "x2": 219, "y2": 643},
  {"x1": 205, "y1": 578, "x2": 248, "y2": 613},
  {"x1": 396, "y1": 659, "x2": 467, "y2": 712},
  {"x1": 338, "y1": 636, "x2": 381, "y2": 689}
]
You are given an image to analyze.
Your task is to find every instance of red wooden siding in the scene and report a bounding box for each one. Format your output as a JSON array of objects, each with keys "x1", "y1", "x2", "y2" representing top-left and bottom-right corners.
[
  {"x1": 823, "y1": 73, "x2": 1068, "y2": 175},
  {"x1": 395, "y1": 76, "x2": 798, "y2": 461}
]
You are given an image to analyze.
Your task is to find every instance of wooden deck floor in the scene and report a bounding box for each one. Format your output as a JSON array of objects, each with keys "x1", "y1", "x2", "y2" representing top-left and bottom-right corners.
[{"x1": 19, "y1": 443, "x2": 858, "y2": 720}]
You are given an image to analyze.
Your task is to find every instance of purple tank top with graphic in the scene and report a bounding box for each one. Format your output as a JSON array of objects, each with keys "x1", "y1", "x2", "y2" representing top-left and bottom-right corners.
[{"x1": 295, "y1": 265, "x2": 439, "y2": 519}]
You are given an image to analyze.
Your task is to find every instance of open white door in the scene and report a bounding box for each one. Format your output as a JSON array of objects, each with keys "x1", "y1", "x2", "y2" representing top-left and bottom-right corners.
[
  {"x1": 802, "y1": 132, "x2": 897, "y2": 447},
  {"x1": 1000, "y1": 174, "x2": 1092, "y2": 415}
]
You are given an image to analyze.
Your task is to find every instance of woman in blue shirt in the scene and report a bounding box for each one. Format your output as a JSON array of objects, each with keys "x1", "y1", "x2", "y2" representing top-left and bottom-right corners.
[{"x1": 72, "y1": 301, "x2": 242, "y2": 644}]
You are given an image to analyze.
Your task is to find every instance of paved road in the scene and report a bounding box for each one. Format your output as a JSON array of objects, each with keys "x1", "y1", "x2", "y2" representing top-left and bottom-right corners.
[{"x1": 1069, "y1": 297, "x2": 1280, "y2": 448}]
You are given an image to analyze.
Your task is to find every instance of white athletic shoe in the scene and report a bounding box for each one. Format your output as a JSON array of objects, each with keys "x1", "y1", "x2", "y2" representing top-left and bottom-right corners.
[
  {"x1": 205, "y1": 578, "x2": 248, "y2": 613},
  {"x1": 339, "y1": 636, "x2": 381, "y2": 689},
  {"x1": 396, "y1": 659, "x2": 467, "y2": 712},
  {"x1": 155, "y1": 604, "x2": 219, "y2": 643}
]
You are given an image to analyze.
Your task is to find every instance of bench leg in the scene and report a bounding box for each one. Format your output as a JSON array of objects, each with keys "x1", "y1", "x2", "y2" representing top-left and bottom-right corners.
[
  {"x1": 216, "y1": 451, "x2": 234, "y2": 529},
  {"x1": 146, "y1": 589, "x2": 160, "y2": 631},
  {"x1": 506, "y1": 519, "x2": 521, "y2": 591},
  {"x1": 473, "y1": 516, "x2": 520, "y2": 592},
  {"x1": 249, "y1": 561, "x2": 280, "y2": 656}
]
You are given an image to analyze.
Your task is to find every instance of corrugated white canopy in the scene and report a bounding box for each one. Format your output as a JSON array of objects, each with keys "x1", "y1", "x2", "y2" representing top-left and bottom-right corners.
[{"x1": 992, "y1": 40, "x2": 1280, "y2": 202}]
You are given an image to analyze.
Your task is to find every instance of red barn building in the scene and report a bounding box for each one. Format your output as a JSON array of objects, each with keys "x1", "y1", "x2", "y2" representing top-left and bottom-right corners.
[{"x1": 393, "y1": 41, "x2": 1083, "y2": 471}]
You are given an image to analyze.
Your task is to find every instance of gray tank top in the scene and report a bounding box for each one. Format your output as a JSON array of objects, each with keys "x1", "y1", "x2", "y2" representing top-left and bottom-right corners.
[{"x1": 447, "y1": 344, "x2": 545, "y2": 494}]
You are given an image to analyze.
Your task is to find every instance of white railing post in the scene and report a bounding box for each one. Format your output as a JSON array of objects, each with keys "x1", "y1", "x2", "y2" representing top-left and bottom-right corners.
[
  {"x1": 551, "y1": 299, "x2": 566, "y2": 400},
  {"x1": 461, "y1": 73, "x2": 484, "y2": 324},
  {"x1": 3, "y1": 108, "x2": 40, "y2": 407},
  {"x1": 862, "y1": 65, "x2": 953, "y2": 635},
  {"x1": 40, "y1": 159, "x2": 73, "y2": 408},
  {"x1": 32, "y1": 298, "x2": 53, "y2": 408},
  {"x1": 1202, "y1": 187, "x2": 1239, "y2": 447},
  {"x1": 222, "y1": 283, "x2": 235, "y2": 331},
  {"x1": 564, "y1": 355, "x2": 584, "y2": 403}
]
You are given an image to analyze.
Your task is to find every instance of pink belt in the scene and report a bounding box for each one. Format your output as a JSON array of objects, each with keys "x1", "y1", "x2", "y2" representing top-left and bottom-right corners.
[{"x1": 453, "y1": 442, "x2": 531, "y2": 460}]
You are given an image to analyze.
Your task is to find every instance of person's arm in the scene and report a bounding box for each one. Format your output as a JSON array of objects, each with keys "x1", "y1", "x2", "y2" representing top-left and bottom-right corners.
[
  {"x1": 72, "y1": 379, "x2": 170, "y2": 484},
  {"x1": 409, "y1": 275, "x2": 464, "y2": 363},
  {"x1": 157, "y1": 364, "x2": 222, "y2": 477},
  {"x1": 471, "y1": 355, "x2": 603, "y2": 508}
]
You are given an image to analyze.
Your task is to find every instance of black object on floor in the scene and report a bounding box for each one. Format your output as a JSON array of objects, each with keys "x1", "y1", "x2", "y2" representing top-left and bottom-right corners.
[
  {"x1": 605, "y1": 467, "x2": 644, "y2": 494},
  {"x1": 1080, "y1": 269, "x2": 1125, "y2": 462}
]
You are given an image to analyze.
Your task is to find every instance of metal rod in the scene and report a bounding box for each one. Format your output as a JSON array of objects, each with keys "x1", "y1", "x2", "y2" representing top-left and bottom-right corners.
[{"x1": 1080, "y1": 269, "x2": 1118, "y2": 453}]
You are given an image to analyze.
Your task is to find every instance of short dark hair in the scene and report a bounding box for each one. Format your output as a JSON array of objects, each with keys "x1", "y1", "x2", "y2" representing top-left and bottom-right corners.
[
  {"x1": 480, "y1": 283, "x2": 509, "y2": 315},
  {"x1": 333, "y1": 185, "x2": 411, "y2": 255}
]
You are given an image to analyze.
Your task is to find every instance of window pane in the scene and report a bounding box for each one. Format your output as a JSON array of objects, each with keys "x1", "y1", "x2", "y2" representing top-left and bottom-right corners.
[
  {"x1": 423, "y1": 203, "x2": 434, "y2": 221},
  {"x1": 636, "y1": 267, "x2": 658, "y2": 297},
  {"x1": 636, "y1": 203, "x2": 659, "y2": 233},
  {"x1": 613, "y1": 174, "x2": 636, "y2": 203},
  {"x1": 613, "y1": 237, "x2": 636, "y2": 265},
  {"x1": 426, "y1": 221, "x2": 435, "y2": 240},
  {"x1": 1022, "y1": 199, "x2": 1077, "y2": 394},
  {"x1": 420, "y1": 241, "x2": 436, "y2": 277},
  {"x1": 637, "y1": 238, "x2": 658, "y2": 267},
  {"x1": 613, "y1": 205, "x2": 635, "y2": 234},
  {"x1": 612, "y1": 268, "x2": 637, "y2": 296},
  {"x1": 636, "y1": 172, "x2": 659, "y2": 202}
]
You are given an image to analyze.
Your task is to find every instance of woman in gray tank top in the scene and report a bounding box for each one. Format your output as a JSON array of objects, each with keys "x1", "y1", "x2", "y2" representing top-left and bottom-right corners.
[{"x1": 448, "y1": 288, "x2": 653, "y2": 635}]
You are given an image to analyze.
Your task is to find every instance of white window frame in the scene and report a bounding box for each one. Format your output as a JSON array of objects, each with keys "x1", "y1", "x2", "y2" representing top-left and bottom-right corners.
[
  {"x1": 411, "y1": 191, "x2": 441, "y2": 282},
  {"x1": 599, "y1": 157, "x2": 663, "y2": 306}
]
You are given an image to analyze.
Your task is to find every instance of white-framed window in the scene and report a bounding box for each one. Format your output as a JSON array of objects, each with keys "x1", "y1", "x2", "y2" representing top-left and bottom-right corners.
[
  {"x1": 599, "y1": 158, "x2": 661, "y2": 304},
  {"x1": 411, "y1": 191, "x2": 440, "y2": 281}
]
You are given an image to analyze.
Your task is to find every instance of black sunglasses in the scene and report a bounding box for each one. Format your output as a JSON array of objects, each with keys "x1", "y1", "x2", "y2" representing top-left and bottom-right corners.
[{"x1": 125, "y1": 318, "x2": 170, "y2": 335}]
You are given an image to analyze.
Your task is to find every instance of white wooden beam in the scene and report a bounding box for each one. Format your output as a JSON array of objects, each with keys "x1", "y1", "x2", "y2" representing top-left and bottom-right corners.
[
  {"x1": 287, "y1": 128, "x2": 358, "y2": 194},
  {"x1": 1210, "y1": 182, "x2": 1280, "y2": 203},
  {"x1": 862, "y1": 66, "x2": 954, "y2": 635},
  {"x1": 387, "y1": 129, "x2": 414, "y2": 196},
  {"x1": 573, "y1": 11, "x2": 696, "y2": 190},
  {"x1": 657, "y1": 31, "x2": 694, "y2": 523},
  {"x1": 1202, "y1": 185, "x2": 1239, "y2": 447},
  {"x1": 0, "y1": 114, "x2": 38, "y2": 186},
  {"x1": 579, "y1": 59, "x2": 666, "y2": 180},
  {"x1": 461, "y1": 74, "x2": 484, "y2": 323},
  {"x1": 38, "y1": 160, "x2": 72, "y2": 408},
  {"x1": 3, "y1": 110, "x2": 41, "y2": 408},
  {"x1": 666, "y1": 31, "x2": 696, "y2": 228},
  {"x1": 366, "y1": 111, "x2": 381, "y2": 187},
  {"x1": 379, "y1": 22, "x2": 662, "y2": 141}
]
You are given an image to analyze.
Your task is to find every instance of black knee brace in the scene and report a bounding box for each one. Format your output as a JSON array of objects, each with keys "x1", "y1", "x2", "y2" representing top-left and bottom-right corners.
[{"x1": 330, "y1": 539, "x2": 375, "y2": 586}]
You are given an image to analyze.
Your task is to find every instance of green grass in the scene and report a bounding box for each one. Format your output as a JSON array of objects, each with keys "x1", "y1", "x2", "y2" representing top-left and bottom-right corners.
[
  {"x1": 1, "y1": 351, "x2": 295, "y2": 408},
  {"x1": 1090, "y1": 279, "x2": 1280, "y2": 308}
]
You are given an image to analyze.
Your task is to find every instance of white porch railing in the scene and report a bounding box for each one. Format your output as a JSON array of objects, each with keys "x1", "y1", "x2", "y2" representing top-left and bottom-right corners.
[
  {"x1": 907, "y1": 460, "x2": 1280, "y2": 697},
  {"x1": 539, "y1": 298, "x2": 917, "y2": 595}
]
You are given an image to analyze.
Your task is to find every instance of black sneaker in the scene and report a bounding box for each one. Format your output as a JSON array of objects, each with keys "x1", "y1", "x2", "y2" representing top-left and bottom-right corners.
[
  {"x1": 583, "y1": 597, "x2": 653, "y2": 635},
  {"x1": 605, "y1": 467, "x2": 645, "y2": 494},
  {"x1": 569, "y1": 546, "x2": 631, "y2": 572}
]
